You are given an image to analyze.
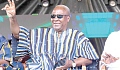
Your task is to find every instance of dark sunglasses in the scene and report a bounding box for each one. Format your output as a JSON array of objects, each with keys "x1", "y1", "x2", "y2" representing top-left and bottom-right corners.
[{"x1": 51, "y1": 14, "x2": 68, "y2": 19}]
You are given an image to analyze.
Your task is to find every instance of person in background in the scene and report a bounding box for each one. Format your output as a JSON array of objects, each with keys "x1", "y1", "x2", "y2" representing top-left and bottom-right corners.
[
  {"x1": 2, "y1": 0, "x2": 99, "y2": 70},
  {"x1": 100, "y1": 30, "x2": 120, "y2": 70},
  {"x1": 0, "y1": 34, "x2": 24, "y2": 70}
]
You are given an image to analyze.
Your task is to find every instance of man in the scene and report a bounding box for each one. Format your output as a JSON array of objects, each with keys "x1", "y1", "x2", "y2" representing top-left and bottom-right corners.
[
  {"x1": 2, "y1": 0, "x2": 99, "y2": 70},
  {"x1": 100, "y1": 31, "x2": 120, "y2": 70}
]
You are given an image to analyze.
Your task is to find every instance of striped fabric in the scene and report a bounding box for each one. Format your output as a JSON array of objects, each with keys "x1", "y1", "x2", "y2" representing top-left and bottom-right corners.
[
  {"x1": 11, "y1": 33, "x2": 30, "y2": 58},
  {"x1": 0, "y1": 35, "x2": 24, "y2": 70},
  {"x1": 18, "y1": 26, "x2": 99, "y2": 70}
]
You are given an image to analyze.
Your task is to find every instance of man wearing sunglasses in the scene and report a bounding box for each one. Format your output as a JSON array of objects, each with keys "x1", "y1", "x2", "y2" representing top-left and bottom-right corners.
[{"x1": 2, "y1": 0, "x2": 99, "y2": 70}]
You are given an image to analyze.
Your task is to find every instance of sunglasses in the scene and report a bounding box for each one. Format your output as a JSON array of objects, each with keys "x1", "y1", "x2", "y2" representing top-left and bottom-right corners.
[{"x1": 51, "y1": 14, "x2": 68, "y2": 19}]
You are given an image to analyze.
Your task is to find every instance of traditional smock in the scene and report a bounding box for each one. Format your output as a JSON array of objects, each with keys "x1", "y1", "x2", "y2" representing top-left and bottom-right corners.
[{"x1": 17, "y1": 26, "x2": 99, "y2": 70}]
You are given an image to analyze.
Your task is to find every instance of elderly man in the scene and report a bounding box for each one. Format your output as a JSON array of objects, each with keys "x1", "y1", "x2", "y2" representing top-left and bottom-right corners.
[{"x1": 2, "y1": 0, "x2": 99, "y2": 70}]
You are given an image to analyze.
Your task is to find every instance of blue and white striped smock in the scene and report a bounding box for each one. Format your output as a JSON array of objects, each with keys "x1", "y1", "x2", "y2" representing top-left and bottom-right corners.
[{"x1": 18, "y1": 26, "x2": 99, "y2": 70}]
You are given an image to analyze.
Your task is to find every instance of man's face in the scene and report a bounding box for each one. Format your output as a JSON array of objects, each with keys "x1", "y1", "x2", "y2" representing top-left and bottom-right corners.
[{"x1": 51, "y1": 8, "x2": 70, "y2": 32}]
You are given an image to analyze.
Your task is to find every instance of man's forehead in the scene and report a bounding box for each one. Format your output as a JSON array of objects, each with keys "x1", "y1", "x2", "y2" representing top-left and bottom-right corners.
[
  {"x1": 52, "y1": 8, "x2": 67, "y2": 15},
  {"x1": 52, "y1": 9, "x2": 64, "y2": 13}
]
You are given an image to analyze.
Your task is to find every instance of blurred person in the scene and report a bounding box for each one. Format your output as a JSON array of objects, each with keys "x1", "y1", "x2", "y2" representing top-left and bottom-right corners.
[
  {"x1": 100, "y1": 30, "x2": 120, "y2": 70},
  {"x1": 2, "y1": 0, "x2": 99, "y2": 70},
  {"x1": 0, "y1": 34, "x2": 24, "y2": 70},
  {"x1": 0, "y1": 34, "x2": 12, "y2": 70}
]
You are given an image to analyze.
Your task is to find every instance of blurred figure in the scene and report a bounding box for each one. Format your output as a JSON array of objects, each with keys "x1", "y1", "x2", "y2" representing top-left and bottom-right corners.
[
  {"x1": 0, "y1": 34, "x2": 12, "y2": 70},
  {"x1": 100, "y1": 30, "x2": 120, "y2": 70},
  {"x1": 0, "y1": 34, "x2": 24, "y2": 70}
]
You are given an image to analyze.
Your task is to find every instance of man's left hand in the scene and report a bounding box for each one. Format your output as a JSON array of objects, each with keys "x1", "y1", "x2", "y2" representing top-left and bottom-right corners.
[{"x1": 55, "y1": 59, "x2": 72, "y2": 70}]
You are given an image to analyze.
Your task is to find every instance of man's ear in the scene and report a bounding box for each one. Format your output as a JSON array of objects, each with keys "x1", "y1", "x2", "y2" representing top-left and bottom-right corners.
[{"x1": 67, "y1": 16, "x2": 70, "y2": 22}]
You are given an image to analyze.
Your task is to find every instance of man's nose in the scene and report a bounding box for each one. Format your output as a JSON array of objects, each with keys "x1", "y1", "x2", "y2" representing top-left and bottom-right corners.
[{"x1": 53, "y1": 16, "x2": 59, "y2": 20}]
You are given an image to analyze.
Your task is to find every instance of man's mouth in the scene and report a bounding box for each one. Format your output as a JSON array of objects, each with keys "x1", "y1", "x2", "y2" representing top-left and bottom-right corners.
[{"x1": 54, "y1": 23, "x2": 60, "y2": 25}]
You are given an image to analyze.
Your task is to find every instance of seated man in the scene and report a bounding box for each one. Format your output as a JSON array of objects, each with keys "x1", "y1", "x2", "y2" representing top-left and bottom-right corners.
[
  {"x1": 0, "y1": 34, "x2": 24, "y2": 70},
  {"x1": 100, "y1": 30, "x2": 120, "y2": 70},
  {"x1": 2, "y1": 0, "x2": 99, "y2": 70}
]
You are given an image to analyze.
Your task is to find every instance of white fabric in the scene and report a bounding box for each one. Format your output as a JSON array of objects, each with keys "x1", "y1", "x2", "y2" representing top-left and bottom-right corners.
[
  {"x1": 101, "y1": 30, "x2": 120, "y2": 70},
  {"x1": 107, "y1": 67, "x2": 120, "y2": 70}
]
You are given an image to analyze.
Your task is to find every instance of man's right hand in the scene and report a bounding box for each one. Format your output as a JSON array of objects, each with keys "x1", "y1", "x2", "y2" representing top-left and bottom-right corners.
[{"x1": 1, "y1": 0, "x2": 16, "y2": 18}]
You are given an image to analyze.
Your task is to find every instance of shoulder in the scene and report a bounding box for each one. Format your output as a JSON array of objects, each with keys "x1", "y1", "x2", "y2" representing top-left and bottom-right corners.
[
  {"x1": 108, "y1": 30, "x2": 120, "y2": 38},
  {"x1": 19, "y1": 26, "x2": 30, "y2": 33},
  {"x1": 105, "y1": 30, "x2": 120, "y2": 44},
  {"x1": 31, "y1": 27, "x2": 51, "y2": 32},
  {"x1": 71, "y1": 29, "x2": 85, "y2": 36},
  {"x1": 0, "y1": 35, "x2": 6, "y2": 42},
  {"x1": 68, "y1": 28, "x2": 83, "y2": 33},
  {"x1": 68, "y1": 29, "x2": 86, "y2": 39},
  {"x1": 0, "y1": 35, "x2": 7, "y2": 48}
]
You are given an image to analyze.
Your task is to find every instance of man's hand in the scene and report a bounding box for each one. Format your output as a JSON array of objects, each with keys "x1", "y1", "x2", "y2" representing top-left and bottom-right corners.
[
  {"x1": 0, "y1": 59, "x2": 10, "y2": 70},
  {"x1": 1, "y1": 0, "x2": 16, "y2": 18},
  {"x1": 55, "y1": 59, "x2": 71, "y2": 70},
  {"x1": 0, "y1": 66, "x2": 6, "y2": 70},
  {"x1": 17, "y1": 54, "x2": 31, "y2": 63},
  {"x1": 101, "y1": 52, "x2": 119, "y2": 64},
  {"x1": 0, "y1": 59, "x2": 10, "y2": 65},
  {"x1": 55, "y1": 66, "x2": 67, "y2": 70}
]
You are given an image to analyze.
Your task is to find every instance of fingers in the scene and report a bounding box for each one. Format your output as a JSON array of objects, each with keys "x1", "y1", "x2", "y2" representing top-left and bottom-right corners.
[
  {"x1": 102, "y1": 55, "x2": 109, "y2": 59},
  {"x1": 110, "y1": 57, "x2": 117, "y2": 63},
  {"x1": 103, "y1": 52, "x2": 113, "y2": 59},
  {"x1": 102, "y1": 55, "x2": 106, "y2": 58},
  {"x1": 116, "y1": 57, "x2": 119, "y2": 60},
  {"x1": 1, "y1": 0, "x2": 15, "y2": 10},
  {"x1": 12, "y1": 0, "x2": 14, "y2": 2},
  {"x1": 1, "y1": 4, "x2": 9, "y2": 10},
  {"x1": 8, "y1": 0, "x2": 12, "y2": 6},
  {"x1": 8, "y1": 0, "x2": 15, "y2": 6},
  {"x1": 12, "y1": 0, "x2": 15, "y2": 6},
  {"x1": 105, "y1": 52, "x2": 111, "y2": 57},
  {"x1": 113, "y1": 57, "x2": 119, "y2": 61},
  {"x1": 107, "y1": 54, "x2": 118, "y2": 60},
  {"x1": 56, "y1": 66, "x2": 64, "y2": 70}
]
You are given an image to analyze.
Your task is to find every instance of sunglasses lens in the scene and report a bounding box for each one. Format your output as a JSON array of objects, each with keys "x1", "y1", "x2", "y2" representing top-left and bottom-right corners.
[
  {"x1": 51, "y1": 15, "x2": 56, "y2": 18},
  {"x1": 51, "y1": 15, "x2": 64, "y2": 19},
  {"x1": 57, "y1": 15, "x2": 63, "y2": 19}
]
